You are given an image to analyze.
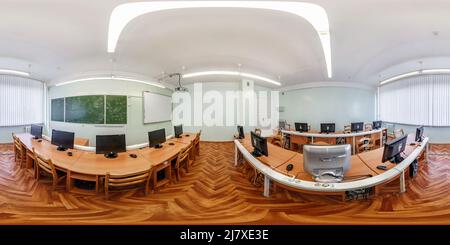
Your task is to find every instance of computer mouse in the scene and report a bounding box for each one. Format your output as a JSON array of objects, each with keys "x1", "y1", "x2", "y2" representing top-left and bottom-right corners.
[
  {"x1": 186, "y1": 134, "x2": 190, "y2": 137},
  {"x1": 129, "y1": 154, "x2": 137, "y2": 158},
  {"x1": 67, "y1": 152, "x2": 73, "y2": 157},
  {"x1": 376, "y1": 165, "x2": 387, "y2": 170},
  {"x1": 286, "y1": 164, "x2": 294, "y2": 171},
  {"x1": 409, "y1": 142, "x2": 416, "y2": 146},
  {"x1": 37, "y1": 139, "x2": 42, "y2": 143},
  {"x1": 169, "y1": 142, "x2": 175, "y2": 146}
]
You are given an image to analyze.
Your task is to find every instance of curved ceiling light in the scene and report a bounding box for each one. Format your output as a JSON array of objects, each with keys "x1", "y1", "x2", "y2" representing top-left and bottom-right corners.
[
  {"x1": 55, "y1": 76, "x2": 165, "y2": 88},
  {"x1": 107, "y1": 1, "x2": 332, "y2": 78},
  {"x1": 379, "y1": 69, "x2": 450, "y2": 86},
  {"x1": 182, "y1": 70, "x2": 281, "y2": 86},
  {"x1": 0, "y1": 69, "x2": 30, "y2": 77}
]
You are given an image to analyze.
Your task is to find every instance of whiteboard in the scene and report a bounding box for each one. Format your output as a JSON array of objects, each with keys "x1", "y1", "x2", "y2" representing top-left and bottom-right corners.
[{"x1": 143, "y1": 92, "x2": 172, "y2": 123}]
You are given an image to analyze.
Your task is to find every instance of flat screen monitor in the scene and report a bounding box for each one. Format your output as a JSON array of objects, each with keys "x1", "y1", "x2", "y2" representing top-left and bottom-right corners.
[
  {"x1": 373, "y1": 121, "x2": 382, "y2": 130},
  {"x1": 382, "y1": 135, "x2": 408, "y2": 163},
  {"x1": 149, "y1": 128, "x2": 166, "y2": 148},
  {"x1": 415, "y1": 126, "x2": 424, "y2": 142},
  {"x1": 30, "y1": 124, "x2": 43, "y2": 139},
  {"x1": 250, "y1": 131, "x2": 268, "y2": 157},
  {"x1": 295, "y1": 123, "x2": 308, "y2": 132},
  {"x1": 174, "y1": 124, "x2": 183, "y2": 138},
  {"x1": 303, "y1": 144, "x2": 351, "y2": 183},
  {"x1": 351, "y1": 122, "x2": 364, "y2": 132},
  {"x1": 279, "y1": 120, "x2": 286, "y2": 130},
  {"x1": 96, "y1": 134, "x2": 126, "y2": 155},
  {"x1": 320, "y1": 123, "x2": 335, "y2": 133},
  {"x1": 237, "y1": 125, "x2": 245, "y2": 139},
  {"x1": 51, "y1": 129, "x2": 74, "y2": 151}
]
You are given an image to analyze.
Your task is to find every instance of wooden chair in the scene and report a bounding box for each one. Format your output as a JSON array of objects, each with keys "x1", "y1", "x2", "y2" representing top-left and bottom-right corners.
[
  {"x1": 173, "y1": 143, "x2": 194, "y2": 182},
  {"x1": 394, "y1": 128, "x2": 405, "y2": 138},
  {"x1": 358, "y1": 137, "x2": 374, "y2": 153},
  {"x1": 33, "y1": 148, "x2": 66, "y2": 191},
  {"x1": 104, "y1": 168, "x2": 152, "y2": 200},
  {"x1": 193, "y1": 130, "x2": 201, "y2": 158},
  {"x1": 12, "y1": 133, "x2": 25, "y2": 167}
]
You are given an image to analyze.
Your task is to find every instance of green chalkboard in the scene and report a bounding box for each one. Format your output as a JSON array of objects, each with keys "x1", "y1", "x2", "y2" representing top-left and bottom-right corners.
[
  {"x1": 65, "y1": 95, "x2": 105, "y2": 124},
  {"x1": 106, "y1": 95, "x2": 127, "y2": 124},
  {"x1": 51, "y1": 98, "x2": 65, "y2": 122}
]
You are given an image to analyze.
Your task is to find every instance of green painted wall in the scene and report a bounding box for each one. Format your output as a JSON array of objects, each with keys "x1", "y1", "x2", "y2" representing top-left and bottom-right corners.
[
  {"x1": 48, "y1": 79, "x2": 173, "y2": 146},
  {"x1": 279, "y1": 86, "x2": 376, "y2": 131}
]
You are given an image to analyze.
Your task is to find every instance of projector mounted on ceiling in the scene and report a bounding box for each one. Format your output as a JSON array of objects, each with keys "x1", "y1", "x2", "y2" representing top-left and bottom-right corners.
[{"x1": 169, "y1": 73, "x2": 188, "y2": 92}]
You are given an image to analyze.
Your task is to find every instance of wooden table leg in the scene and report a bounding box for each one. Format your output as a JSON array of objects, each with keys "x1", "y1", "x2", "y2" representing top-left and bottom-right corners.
[{"x1": 263, "y1": 175, "x2": 270, "y2": 197}]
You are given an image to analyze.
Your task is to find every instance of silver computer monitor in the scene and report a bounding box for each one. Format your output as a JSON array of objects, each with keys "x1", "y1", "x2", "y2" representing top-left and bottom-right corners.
[{"x1": 303, "y1": 144, "x2": 351, "y2": 183}]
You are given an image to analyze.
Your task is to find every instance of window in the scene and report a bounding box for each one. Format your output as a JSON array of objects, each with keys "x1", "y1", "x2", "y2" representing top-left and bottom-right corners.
[
  {"x1": 0, "y1": 75, "x2": 44, "y2": 126},
  {"x1": 379, "y1": 74, "x2": 450, "y2": 126}
]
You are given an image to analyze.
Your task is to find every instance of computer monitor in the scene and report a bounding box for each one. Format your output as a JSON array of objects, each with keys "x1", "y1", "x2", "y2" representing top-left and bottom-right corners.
[
  {"x1": 96, "y1": 134, "x2": 126, "y2": 157},
  {"x1": 351, "y1": 122, "x2": 364, "y2": 132},
  {"x1": 320, "y1": 123, "x2": 335, "y2": 133},
  {"x1": 174, "y1": 124, "x2": 183, "y2": 138},
  {"x1": 279, "y1": 120, "x2": 286, "y2": 130},
  {"x1": 382, "y1": 135, "x2": 408, "y2": 164},
  {"x1": 295, "y1": 123, "x2": 308, "y2": 132},
  {"x1": 237, "y1": 125, "x2": 245, "y2": 139},
  {"x1": 149, "y1": 129, "x2": 166, "y2": 148},
  {"x1": 51, "y1": 129, "x2": 74, "y2": 151},
  {"x1": 373, "y1": 121, "x2": 382, "y2": 130},
  {"x1": 30, "y1": 124, "x2": 43, "y2": 139},
  {"x1": 303, "y1": 144, "x2": 351, "y2": 183},
  {"x1": 250, "y1": 131, "x2": 268, "y2": 157},
  {"x1": 415, "y1": 126, "x2": 424, "y2": 142}
]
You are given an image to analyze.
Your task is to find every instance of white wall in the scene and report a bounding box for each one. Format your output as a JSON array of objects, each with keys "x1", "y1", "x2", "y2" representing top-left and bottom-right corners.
[
  {"x1": 279, "y1": 86, "x2": 376, "y2": 131},
  {"x1": 48, "y1": 79, "x2": 173, "y2": 146},
  {"x1": 179, "y1": 81, "x2": 274, "y2": 142}
]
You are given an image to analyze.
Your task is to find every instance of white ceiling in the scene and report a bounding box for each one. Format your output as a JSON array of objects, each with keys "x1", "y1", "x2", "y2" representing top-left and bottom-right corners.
[{"x1": 1, "y1": 0, "x2": 450, "y2": 88}]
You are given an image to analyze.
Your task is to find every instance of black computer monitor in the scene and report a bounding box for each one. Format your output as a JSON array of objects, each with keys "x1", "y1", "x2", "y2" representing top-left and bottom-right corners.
[
  {"x1": 250, "y1": 131, "x2": 268, "y2": 157},
  {"x1": 382, "y1": 135, "x2": 408, "y2": 164},
  {"x1": 320, "y1": 123, "x2": 335, "y2": 133},
  {"x1": 373, "y1": 121, "x2": 382, "y2": 130},
  {"x1": 351, "y1": 122, "x2": 364, "y2": 132},
  {"x1": 295, "y1": 122, "x2": 308, "y2": 132},
  {"x1": 174, "y1": 124, "x2": 183, "y2": 138},
  {"x1": 96, "y1": 134, "x2": 126, "y2": 157},
  {"x1": 415, "y1": 126, "x2": 424, "y2": 142},
  {"x1": 51, "y1": 129, "x2": 74, "y2": 151},
  {"x1": 237, "y1": 125, "x2": 245, "y2": 139},
  {"x1": 149, "y1": 129, "x2": 166, "y2": 148},
  {"x1": 30, "y1": 124, "x2": 43, "y2": 139}
]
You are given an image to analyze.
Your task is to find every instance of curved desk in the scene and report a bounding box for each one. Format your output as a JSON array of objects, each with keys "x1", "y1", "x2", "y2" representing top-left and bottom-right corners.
[
  {"x1": 282, "y1": 128, "x2": 388, "y2": 154},
  {"x1": 16, "y1": 133, "x2": 197, "y2": 195},
  {"x1": 234, "y1": 134, "x2": 428, "y2": 199}
]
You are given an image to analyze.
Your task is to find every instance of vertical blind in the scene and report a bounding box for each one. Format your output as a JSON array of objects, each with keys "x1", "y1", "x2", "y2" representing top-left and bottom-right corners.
[
  {"x1": 379, "y1": 74, "x2": 450, "y2": 126},
  {"x1": 0, "y1": 75, "x2": 44, "y2": 126}
]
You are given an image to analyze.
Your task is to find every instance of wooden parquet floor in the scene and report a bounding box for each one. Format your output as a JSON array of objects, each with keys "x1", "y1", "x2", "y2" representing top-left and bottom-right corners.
[{"x1": 0, "y1": 142, "x2": 448, "y2": 225}]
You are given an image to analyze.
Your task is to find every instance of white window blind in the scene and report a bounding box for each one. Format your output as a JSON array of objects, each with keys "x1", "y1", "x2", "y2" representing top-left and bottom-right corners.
[
  {"x1": 379, "y1": 74, "x2": 450, "y2": 126},
  {"x1": 0, "y1": 75, "x2": 44, "y2": 126}
]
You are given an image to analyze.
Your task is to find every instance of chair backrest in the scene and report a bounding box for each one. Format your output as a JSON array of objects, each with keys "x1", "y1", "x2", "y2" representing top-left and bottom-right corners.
[
  {"x1": 105, "y1": 168, "x2": 152, "y2": 188},
  {"x1": 33, "y1": 148, "x2": 56, "y2": 175},
  {"x1": 12, "y1": 133, "x2": 22, "y2": 149},
  {"x1": 394, "y1": 128, "x2": 405, "y2": 138},
  {"x1": 176, "y1": 144, "x2": 192, "y2": 166},
  {"x1": 314, "y1": 141, "x2": 330, "y2": 146}
]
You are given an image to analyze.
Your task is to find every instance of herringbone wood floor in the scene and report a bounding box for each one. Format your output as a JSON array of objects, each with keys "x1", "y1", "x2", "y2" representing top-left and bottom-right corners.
[{"x1": 0, "y1": 142, "x2": 448, "y2": 224}]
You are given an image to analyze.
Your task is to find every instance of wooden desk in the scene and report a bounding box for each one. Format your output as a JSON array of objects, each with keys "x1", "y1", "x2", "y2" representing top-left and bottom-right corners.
[
  {"x1": 74, "y1": 137, "x2": 89, "y2": 146},
  {"x1": 15, "y1": 132, "x2": 198, "y2": 196},
  {"x1": 171, "y1": 133, "x2": 196, "y2": 144}
]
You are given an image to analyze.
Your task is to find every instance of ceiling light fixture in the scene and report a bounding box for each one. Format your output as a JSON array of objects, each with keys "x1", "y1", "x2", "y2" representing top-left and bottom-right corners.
[
  {"x1": 379, "y1": 69, "x2": 450, "y2": 86},
  {"x1": 182, "y1": 70, "x2": 282, "y2": 86},
  {"x1": 0, "y1": 69, "x2": 30, "y2": 77},
  {"x1": 107, "y1": 1, "x2": 332, "y2": 78},
  {"x1": 55, "y1": 76, "x2": 166, "y2": 88}
]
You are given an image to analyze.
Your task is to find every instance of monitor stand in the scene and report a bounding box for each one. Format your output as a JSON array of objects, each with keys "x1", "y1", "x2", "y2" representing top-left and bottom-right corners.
[
  {"x1": 251, "y1": 149, "x2": 262, "y2": 157},
  {"x1": 175, "y1": 135, "x2": 182, "y2": 138},
  {"x1": 33, "y1": 136, "x2": 39, "y2": 140},
  {"x1": 390, "y1": 154, "x2": 405, "y2": 164},
  {"x1": 154, "y1": 144, "x2": 163, "y2": 149},
  {"x1": 56, "y1": 146, "x2": 67, "y2": 151},
  {"x1": 104, "y1": 152, "x2": 118, "y2": 159}
]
